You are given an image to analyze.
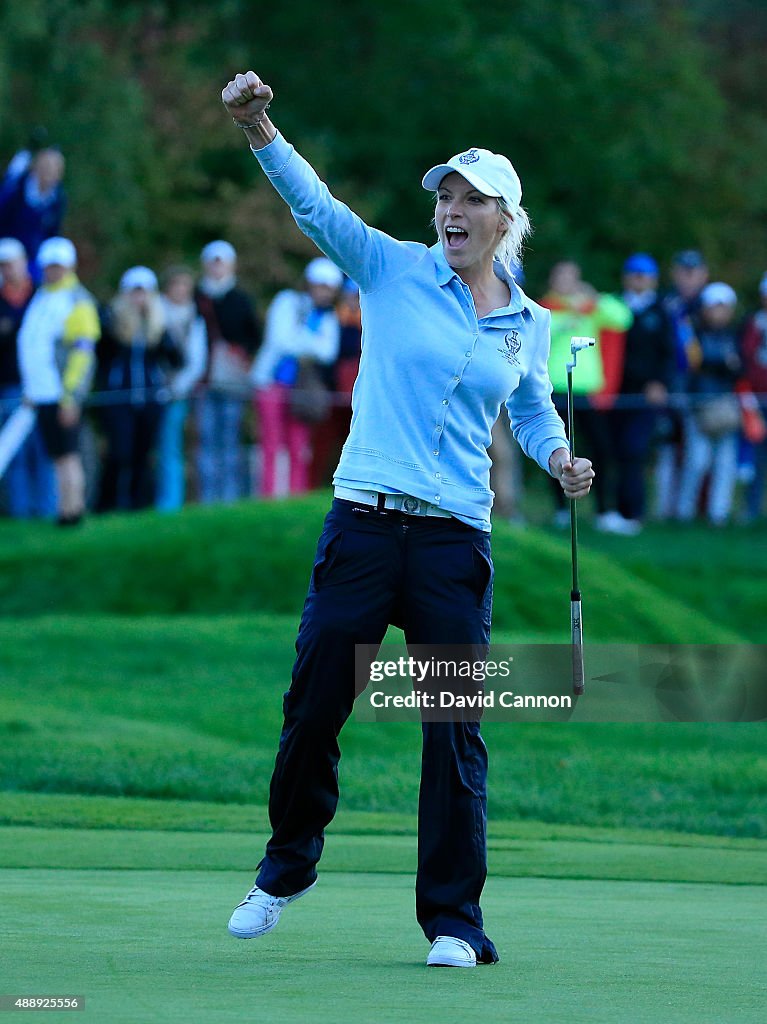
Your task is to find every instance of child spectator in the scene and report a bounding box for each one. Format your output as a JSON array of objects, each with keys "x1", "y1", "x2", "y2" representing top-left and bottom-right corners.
[
  {"x1": 676, "y1": 282, "x2": 742, "y2": 525},
  {"x1": 155, "y1": 266, "x2": 207, "y2": 511},
  {"x1": 252, "y1": 257, "x2": 342, "y2": 496},
  {"x1": 97, "y1": 267, "x2": 181, "y2": 511},
  {"x1": 739, "y1": 272, "x2": 767, "y2": 520},
  {"x1": 195, "y1": 241, "x2": 260, "y2": 503},
  {"x1": 17, "y1": 237, "x2": 100, "y2": 525}
]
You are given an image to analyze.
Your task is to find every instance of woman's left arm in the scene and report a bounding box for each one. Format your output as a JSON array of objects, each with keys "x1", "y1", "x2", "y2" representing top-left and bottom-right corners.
[
  {"x1": 548, "y1": 448, "x2": 595, "y2": 499},
  {"x1": 222, "y1": 72, "x2": 418, "y2": 293},
  {"x1": 506, "y1": 311, "x2": 594, "y2": 497}
]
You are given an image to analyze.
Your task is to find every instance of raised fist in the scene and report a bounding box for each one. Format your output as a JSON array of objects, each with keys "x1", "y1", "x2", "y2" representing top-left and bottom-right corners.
[{"x1": 222, "y1": 71, "x2": 273, "y2": 124}]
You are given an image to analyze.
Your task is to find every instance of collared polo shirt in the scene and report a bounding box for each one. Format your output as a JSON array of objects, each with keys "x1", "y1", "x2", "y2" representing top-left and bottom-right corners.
[{"x1": 254, "y1": 134, "x2": 569, "y2": 530}]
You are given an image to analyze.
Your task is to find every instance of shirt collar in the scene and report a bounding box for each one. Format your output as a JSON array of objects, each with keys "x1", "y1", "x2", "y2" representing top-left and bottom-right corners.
[{"x1": 429, "y1": 242, "x2": 535, "y2": 321}]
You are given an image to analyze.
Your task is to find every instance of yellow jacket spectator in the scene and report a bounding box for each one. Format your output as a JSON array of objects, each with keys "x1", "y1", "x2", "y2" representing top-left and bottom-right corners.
[
  {"x1": 18, "y1": 238, "x2": 99, "y2": 407},
  {"x1": 540, "y1": 261, "x2": 632, "y2": 394},
  {"x1": 17, "y1": 236, "x2": 100, "y2": 525},
  {"x1": 539, "y1": 261, "x2": 633, "y2": 531}
]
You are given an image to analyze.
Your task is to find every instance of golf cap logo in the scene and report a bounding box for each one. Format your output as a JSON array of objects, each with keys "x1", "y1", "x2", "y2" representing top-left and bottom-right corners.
[
  {"x1": 498, "y1": 330, "x2": 521, "y2": 365},
  {"x1": 458, "y1": 149, "x2": 480, "y2": 165}
]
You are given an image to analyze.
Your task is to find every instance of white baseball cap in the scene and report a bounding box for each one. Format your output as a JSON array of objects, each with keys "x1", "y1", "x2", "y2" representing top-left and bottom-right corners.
[
  {"x1": 700, "y1": 282, "x2": 737, "y2": 307},
  {"x1": 201, "y1": 240, "x2": 236, "y2": 264},
  {"x1": 305, "y1": 257, "x2": 343, "y2": 288},
  {"x1": 38, "y1": 236, "x2": 77, "y2": 269},
  {"x1": 119, "y1": 266, "x2": 159, "y2": 292},
  {"x1": 0, "y1": 237, "x2": 26, "y2": 263},
  {"x1": 422, "y1": 147, "x2": 523, "y2": 210}
]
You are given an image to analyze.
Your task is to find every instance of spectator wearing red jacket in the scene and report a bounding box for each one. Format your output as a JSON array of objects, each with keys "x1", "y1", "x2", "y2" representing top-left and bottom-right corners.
[{"x1": 740, "y1": 273, "x2": 767, "y2": 520}]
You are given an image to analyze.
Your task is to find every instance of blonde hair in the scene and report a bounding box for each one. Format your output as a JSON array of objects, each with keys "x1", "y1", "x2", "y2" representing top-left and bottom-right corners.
[
  {"x1": 110, "y1": 292, "x2": 167, "y2": 348},
  {"x1": 495, "y1": 198, "x2": 532, "y2": 271}
]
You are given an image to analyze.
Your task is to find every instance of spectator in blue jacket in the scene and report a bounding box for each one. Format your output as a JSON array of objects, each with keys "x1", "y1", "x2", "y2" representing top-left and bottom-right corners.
[
  {"x1": 0, "y1": 149, "x2": 66, "y2": 275},
  {"x1": 609, "y1": 253, "x2": 675, "y2": 531},
  {"x1": 655, "y1": 250, "x2": 709, "y2": 519}
]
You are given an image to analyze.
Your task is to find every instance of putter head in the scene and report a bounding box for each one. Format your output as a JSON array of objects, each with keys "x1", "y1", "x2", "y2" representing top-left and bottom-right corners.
[
  {"x1": 567, "y1": 336, "x2": 596, "y2": 372},
  {"x1": 570, "y1": 336, "x2": 596, "y2": 354}
]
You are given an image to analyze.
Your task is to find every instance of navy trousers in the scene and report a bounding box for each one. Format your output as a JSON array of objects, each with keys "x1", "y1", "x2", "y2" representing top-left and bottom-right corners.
[{"x1": 255, "y1": 498, "x2": 499, "y2": 963}]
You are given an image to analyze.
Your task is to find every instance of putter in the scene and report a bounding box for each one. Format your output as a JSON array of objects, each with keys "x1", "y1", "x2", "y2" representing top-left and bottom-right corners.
[{"x1": 566, "y1": 337, "x2": 595, "y2": 696}]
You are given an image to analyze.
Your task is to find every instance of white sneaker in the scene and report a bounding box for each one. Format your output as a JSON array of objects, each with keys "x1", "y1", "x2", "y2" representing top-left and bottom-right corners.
[
  {"x1": 594, "y1": 510, "x2": 621, "y2": 532},
  {"x1": 227, "y1": 880, "x2": 317, "y2": 939},
  {"x1": 618, "y1": 517, "x2": 642, "y2": 536},
  {"x1": 595, "y1": 511, "x2": 641, "y2": 535},
  {"x1": 426, "y1": 936, "x2": 477, "y2": 968}
]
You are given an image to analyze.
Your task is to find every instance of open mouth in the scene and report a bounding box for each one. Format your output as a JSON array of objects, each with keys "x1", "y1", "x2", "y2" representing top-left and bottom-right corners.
[{"x1": 445, "y1": 226, "x2": 469, "y2": 249}]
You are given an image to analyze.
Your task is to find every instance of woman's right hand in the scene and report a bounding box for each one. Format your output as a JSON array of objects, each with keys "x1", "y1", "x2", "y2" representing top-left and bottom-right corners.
[{"x1": 222, "y1": 71, "x2": 273, "y2": 125}]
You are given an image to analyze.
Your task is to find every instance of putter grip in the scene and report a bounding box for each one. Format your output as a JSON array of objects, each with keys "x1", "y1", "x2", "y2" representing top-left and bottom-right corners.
[{"x1": 571, "y1": 594, "x2": 584, "y2": 695}]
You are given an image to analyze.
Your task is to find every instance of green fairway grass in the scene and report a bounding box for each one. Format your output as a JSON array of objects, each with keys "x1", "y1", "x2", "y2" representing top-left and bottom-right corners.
[
  {"x1": 1, "y1": 500, "x2": 765, "y2": 1021},
  {"x1": 2, "y1": 817, "x2": 766, "y2": 884},
  {"x1": 2, "y1": 858, "x2": 764, "y2": 1023},
  {"x1": 2, "y1": 790, "x2": 764, "y2": 851},
  {"x1": 1, "y1": 616, "x2": 765, "y2": 835},
  {"x1": 0, "y1": 495, "x2": 759, "y2": 641}
]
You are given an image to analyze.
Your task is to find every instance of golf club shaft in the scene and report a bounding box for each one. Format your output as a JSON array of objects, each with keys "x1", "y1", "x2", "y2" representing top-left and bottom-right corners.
[
  {"x1": 567, "y1": 365, "x2": 585, "y2": 695},
  {"x1": 567, "y1": 368, "x2": 579, "y2": 594},
  {"x1": 571, "y1": 594, "x2": 584, "y2": 695}
]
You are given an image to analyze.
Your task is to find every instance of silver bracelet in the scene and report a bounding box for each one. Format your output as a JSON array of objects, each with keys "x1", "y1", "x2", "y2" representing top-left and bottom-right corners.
[{"x1": 232, "y1": 103, "x2": 271, "y2": 129}]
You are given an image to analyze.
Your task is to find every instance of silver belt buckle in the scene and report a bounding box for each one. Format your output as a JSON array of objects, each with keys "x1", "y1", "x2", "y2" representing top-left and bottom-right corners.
[{"x1": 402, "y1": 496, "x2": 421, "y2": 515}]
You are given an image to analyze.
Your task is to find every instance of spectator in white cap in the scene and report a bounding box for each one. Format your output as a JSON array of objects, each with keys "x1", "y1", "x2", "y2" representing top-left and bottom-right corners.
[
  {"x1": 16, "y1": 236, "x2": 100, "y2": 525},
  {"x1": 676, "y1": 281, "x2": 742, "y2": 525},
  {"x1": 739, "y1": 272, "x2": 767, "y2": 521},
  {"x1": 195, "y1": 239, "x2": 260, "y2": 502},
  {"x1": 0, "y1": 237, "x2": 57, "y2": 518},
  {"x1": 221, "y1": 71, "x2": 592, "y2": 969},
  {"x1": 96, "y1": 266, "x2": 182, "y2": 511},
  {"x1": 251, "y1": 256, "x2": 342, "y2": 495}
]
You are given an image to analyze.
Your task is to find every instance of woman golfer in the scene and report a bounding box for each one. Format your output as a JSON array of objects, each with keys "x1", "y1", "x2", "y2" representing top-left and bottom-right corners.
[{"x1": 222, "y1": 71, "x2": 594, "y2": 968}]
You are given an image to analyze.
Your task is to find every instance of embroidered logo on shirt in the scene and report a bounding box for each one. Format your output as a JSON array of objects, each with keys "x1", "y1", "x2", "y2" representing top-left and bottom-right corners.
[
  {"x1": 498, "y1": 329, "x2": 521, "y2": 365},
  {"x1": 458, "y1": 149, "x2": 480, "y2": 165}
]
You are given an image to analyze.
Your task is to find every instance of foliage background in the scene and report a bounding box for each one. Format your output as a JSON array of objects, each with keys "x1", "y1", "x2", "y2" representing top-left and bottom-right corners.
[{"x1": 1, "y1": 0, "x2": 766, "y2": 302}]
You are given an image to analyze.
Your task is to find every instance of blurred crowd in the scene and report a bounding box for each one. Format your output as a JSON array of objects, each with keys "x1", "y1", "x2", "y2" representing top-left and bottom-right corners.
[{"x1": 1, "y1": 140, "x2": 766, "y2": 530}]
